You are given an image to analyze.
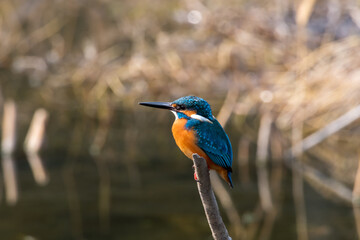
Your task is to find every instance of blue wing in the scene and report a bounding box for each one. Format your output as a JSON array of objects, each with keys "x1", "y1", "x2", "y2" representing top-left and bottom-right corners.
[{"x1": 193, "y1": 119, "x2": 233, "y2": 171}]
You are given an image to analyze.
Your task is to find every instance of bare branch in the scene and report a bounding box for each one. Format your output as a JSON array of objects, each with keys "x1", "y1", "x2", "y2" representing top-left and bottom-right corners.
[
  {"x1": 192, "y1": 154, "x2": 232, "y2": 240},
  {"x1": 210, "y1": 172, "x2": 245, "y2": 239}
]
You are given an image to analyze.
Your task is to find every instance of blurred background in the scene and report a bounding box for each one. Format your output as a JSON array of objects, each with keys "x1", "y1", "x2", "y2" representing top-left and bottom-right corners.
[{"x1": 1, "y1": 0, "x2": 360, "y2": 239}]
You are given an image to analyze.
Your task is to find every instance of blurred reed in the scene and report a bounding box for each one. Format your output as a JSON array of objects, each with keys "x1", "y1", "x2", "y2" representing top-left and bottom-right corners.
[
  {"x1": 24, "y1": 108, "x2": 49, "y2": 185},
  {"x1": 1, "y1": 100, "x2": 18, "y2": 205},
  {"x1": 1, "y1": 101, "x2": 49, "y2": 205}
]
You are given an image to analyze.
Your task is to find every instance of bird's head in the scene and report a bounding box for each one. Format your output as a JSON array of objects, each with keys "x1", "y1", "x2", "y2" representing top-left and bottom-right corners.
[{"x1": 139, "y1": 96, "x2": 214, "y2": 123}]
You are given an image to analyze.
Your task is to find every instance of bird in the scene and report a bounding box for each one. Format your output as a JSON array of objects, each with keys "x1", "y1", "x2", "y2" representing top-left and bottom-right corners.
[{"x1": 139, "y1": 96, "x2": 233, "y2": 188}]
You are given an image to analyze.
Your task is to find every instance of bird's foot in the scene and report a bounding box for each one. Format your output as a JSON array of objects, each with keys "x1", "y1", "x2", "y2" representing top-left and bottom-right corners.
[
  {"x1": 192, "y1": 165, "x2": 200, "y2": 182},
  {"x1": 194, "y1": 172, "x2": 200, "y2": 182}
]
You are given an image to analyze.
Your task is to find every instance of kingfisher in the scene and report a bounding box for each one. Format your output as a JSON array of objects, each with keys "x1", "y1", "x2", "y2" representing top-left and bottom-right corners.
[{"x1": 139, "y1": 96, "x2": 233, "y2": 188}]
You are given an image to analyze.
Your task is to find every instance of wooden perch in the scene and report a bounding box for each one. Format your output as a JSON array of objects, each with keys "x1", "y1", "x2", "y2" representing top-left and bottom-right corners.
[{"x1": 192, "y1": 154, "x2": 232, "y2": 240}]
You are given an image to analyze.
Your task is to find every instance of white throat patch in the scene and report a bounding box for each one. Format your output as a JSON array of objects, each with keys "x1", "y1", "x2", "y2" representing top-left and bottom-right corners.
[
  {"x1": 190, "y1": 114, "x2": 213, "y2": 123},
  {"x1": 171, "y1": 110, "x2": 178, "y2": 119}
]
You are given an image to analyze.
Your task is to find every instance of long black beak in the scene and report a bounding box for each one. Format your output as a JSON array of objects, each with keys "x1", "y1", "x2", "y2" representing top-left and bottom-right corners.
[{"x1": 139, "y1": 101, "x2": 173, "y2": 110}]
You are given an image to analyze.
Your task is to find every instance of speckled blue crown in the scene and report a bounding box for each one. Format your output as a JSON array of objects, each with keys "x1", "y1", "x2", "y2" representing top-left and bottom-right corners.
[{"x1": 172, "y1": 96, "x2": 213, "y2": 119}]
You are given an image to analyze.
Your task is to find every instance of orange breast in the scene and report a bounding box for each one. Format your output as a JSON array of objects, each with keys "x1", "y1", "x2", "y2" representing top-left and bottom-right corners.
[
  {"x1": 171, "y1": 118, "x2": 231, "y2": 185},
  {"x1": 172, "y1": 119, "x2": 217, "y2": 169},
  {"x1": 172, "y1": 119, "x2": 204, "y2": 159}
]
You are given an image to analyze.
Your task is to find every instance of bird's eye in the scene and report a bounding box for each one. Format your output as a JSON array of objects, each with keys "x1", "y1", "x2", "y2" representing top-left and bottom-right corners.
[{"x1": 175, "y1": 104, "x2": 185, "y2": 110}]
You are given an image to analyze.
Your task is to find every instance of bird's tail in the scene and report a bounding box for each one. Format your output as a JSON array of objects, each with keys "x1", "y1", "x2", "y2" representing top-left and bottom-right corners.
[{"x1": 227, "y1": 172, "x2": 234, "y2": 188}]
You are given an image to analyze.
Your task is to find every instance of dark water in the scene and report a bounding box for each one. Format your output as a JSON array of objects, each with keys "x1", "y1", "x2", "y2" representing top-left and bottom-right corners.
[{"x1": 0, "y1": 113, "x2": 357, "y2": 240}]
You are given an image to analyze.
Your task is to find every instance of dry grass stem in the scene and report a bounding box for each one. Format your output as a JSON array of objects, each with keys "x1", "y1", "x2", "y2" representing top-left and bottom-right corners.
[
  {"x1": 1, "y1": 100, "x2": 16, "y2": 155},
  {"x1": 256, "y1": 112, "x2": 273, "y2": 212}
]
